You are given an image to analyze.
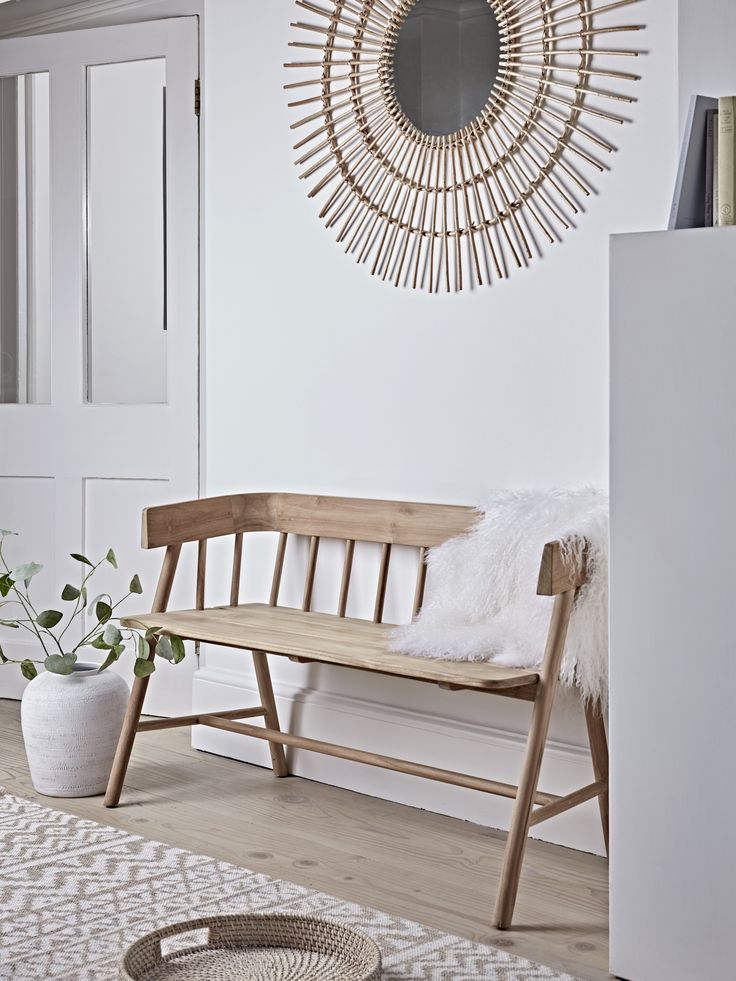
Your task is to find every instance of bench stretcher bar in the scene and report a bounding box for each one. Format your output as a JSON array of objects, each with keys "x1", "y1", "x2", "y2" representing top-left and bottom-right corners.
[
  {"x1": 137, "y1": 707, "x2": 605, "y2": 826},
  {"x1": 199, "y1": 713, "x2": 562, "y2": 806},
  {"x1": 136, "y1": 706, "x2": 267, "y2": 733}
]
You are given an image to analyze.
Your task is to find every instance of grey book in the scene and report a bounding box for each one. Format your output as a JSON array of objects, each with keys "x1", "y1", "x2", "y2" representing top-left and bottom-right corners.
[{"x1": 669, "y1": 94, "x2": 718, "y2": 230}]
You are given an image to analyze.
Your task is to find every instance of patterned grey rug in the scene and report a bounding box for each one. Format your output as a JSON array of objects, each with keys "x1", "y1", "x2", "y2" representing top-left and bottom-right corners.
[{"x1": 0, "y1": 791, "x2": 577, "y2": 980}]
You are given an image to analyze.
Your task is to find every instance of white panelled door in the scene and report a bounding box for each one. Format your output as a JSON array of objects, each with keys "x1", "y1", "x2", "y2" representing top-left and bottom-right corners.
[{"x1": 0, "y1": 19, "x2": 199, "y2": 713}]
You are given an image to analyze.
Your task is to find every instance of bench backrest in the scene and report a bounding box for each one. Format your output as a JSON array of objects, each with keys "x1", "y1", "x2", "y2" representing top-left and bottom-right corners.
[{"x1": 142, "y1": 492, "x2": 584, "y2": 620}]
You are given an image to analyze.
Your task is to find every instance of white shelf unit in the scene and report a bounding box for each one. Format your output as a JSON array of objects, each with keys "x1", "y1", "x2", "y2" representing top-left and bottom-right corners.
[{"x1": 610, "y1": 225, "x2": 736, "y2": 981}]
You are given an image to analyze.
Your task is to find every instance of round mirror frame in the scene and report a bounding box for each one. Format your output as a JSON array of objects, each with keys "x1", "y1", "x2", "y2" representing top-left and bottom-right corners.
[{"x1": 286, "y1": 1, "x2": 644, "y2": 293}]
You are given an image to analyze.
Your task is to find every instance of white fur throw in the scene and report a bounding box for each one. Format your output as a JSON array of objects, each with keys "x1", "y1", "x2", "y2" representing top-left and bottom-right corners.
[{"x1": 390, "y1": 488, "x2": 609, "y2": 704}]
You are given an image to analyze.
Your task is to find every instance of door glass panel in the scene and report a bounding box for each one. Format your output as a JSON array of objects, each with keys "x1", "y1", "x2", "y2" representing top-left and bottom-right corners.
[
  {"x1": 86, "y1": 58, "x2": 167, "y2": 404},
  {"x1": 0, "y1": 72, "x2": 51, "y2": 404}
]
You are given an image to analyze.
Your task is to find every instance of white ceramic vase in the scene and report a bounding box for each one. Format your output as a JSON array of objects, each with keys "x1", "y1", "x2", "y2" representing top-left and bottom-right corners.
[{"x1": 21, "y1": 661, "x2": 130, "y2": 797}]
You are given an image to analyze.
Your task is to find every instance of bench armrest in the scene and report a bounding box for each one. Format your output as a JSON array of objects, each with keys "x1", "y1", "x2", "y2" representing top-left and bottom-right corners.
[{"x1": 536, "y1": 540, "x2": 588, "y2": 595}]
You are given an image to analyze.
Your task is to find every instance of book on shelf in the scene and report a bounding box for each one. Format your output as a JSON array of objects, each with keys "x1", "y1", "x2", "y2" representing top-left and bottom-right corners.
[
  {"x1": 670, "y1": 93, "x2": 736, "y2": 230},
  {"x1": 718, "y1": 96, "x2": 736, "y2": 227},
  {"x1": 705, "y1": 108, "x2": 718, "y2": 226},
  {"x1": 669, "y1": 95, "x2": 718, "y2": 230}
]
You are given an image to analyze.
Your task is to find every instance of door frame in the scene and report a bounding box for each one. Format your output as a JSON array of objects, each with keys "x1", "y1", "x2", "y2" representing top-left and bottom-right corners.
[{"x1": 0, "y1": 13, "x2": 203, "y2": 712}]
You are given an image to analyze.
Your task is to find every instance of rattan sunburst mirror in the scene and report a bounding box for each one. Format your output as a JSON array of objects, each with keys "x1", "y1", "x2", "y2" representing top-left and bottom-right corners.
[{"x1": 286, "y1": 0, "x2": 643, "y2": 293}]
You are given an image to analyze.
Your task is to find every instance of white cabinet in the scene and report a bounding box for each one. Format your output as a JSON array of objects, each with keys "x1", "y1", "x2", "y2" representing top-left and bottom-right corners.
[{"x1": 610, "y1": 227, "x2": 736, "y2": 981}]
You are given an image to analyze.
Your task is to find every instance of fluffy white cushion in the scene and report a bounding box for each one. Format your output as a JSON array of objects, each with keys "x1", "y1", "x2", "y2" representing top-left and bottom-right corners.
[{"x1": 390, "y1": 488, "x2": 609, "y2": 704}]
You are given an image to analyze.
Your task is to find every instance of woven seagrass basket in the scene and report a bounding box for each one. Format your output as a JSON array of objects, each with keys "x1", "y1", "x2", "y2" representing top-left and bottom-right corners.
[{"x1": 118, "y1": 913, "x2": 382, "y2": 981}]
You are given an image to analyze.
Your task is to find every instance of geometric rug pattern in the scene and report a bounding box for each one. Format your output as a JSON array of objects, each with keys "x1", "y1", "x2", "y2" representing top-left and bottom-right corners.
[{"x1": 0, "y1": 792, "x2": 577, "y2": 980}]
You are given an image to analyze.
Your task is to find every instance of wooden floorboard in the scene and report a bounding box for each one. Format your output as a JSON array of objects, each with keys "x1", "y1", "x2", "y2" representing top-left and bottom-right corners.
[{"x1": 0, "y1": 698, "x2": 610, "y2": 979}]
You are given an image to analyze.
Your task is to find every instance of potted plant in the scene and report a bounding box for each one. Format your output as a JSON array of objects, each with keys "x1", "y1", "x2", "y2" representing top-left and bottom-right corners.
[{"x1": 0, "y1": 528, "x2": 183, "y2": 798}]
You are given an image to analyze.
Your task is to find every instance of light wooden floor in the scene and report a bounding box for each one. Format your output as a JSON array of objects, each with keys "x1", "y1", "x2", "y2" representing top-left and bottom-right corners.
[{"x1": 0, "y1": 699, "x2": 609, "y2": 979}]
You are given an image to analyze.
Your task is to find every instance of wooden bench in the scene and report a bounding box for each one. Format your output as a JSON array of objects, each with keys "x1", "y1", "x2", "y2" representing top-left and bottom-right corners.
[{"x1": 105, "y1": 492, "x2": 608, "y2": 930}]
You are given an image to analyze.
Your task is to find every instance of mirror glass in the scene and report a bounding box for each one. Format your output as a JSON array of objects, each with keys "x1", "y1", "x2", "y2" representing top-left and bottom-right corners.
[{"x1": 392, "y1": 0, "x2": 502, "y2": 137}]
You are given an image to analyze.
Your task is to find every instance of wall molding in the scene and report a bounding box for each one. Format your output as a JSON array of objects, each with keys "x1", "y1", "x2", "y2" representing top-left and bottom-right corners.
[
  {"x1": 192, "y1": 665, "x2": 605, "y2": 856},
  {"x1": 0, "y1": 0, "x2": 196, "y2": 38}
]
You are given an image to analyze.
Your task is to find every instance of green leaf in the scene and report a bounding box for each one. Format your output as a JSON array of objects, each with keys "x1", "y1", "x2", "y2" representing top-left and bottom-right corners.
[
  {"x1": 91, "y1": 634, "x2": 110, "y2": 650},
  {"x1": 102, "y1": 623, "x2": 122, "y2": 647},
  {"x1": 0, "y1": 574, "x2": 13, "y2": 598},
  {"x1": 97, "y1": 652, "x2": 117, "y2": 672},
  {"x1": 80, "y1": 586, "x2": 88, "y2": 606},
  {"x1": 61, "y1": 584, "x2": 80, "y2": 601},
  {"x1": 44, "y1": 653, "x2": 76, "y2": 676},
  {"x1": 170, "y1": 635, "x2": 186, "y2": 665},
  {"x1": 97, "y1": 648, "x2": 121, "y2": 672},
  {"x1": 0, "y1": 529, "x2": 18, "y2": 538},
  {"x1": 137, "y1": 635, "x2": 148, "y2": 658},
  {"x1": 144, "y1": 626, "x2": 161, "y2": 639},
  {"x1": 95, "y1": 601, "x2": 112, "y2": 625},
  {"x1": 0, "y1": 619, "x2": 19, "y2": 628},
  {"x1": 106, "y1": 548, "x2": 118, "y2": 569},
  {"x1": 36, "y1": 609, "x2": 63, "y2": 629},
  {"x1": 11, "y1": 562, "x2": 43, "y2": 586},
  {"x1": 0, "y1": 646, "x2": 8, "y2": 664},
  {"x1": 20, "y1": 659, "x2": 38, "y2": 680},
  {"x1": 129, "y1": 574, "x2": 143, "y2": 595},
  {"x1": 134, "y1": 657, "x2": 155, "y2": 678},
  {"x1": 155, "y1": 635, "x2": 173, "y2": 661},
  {"x1": 87, "y1": 594, "x2": 105, "y2": 613},
  {"x1": 70, "y1": 553, "x2": 93, "y2": 567}
]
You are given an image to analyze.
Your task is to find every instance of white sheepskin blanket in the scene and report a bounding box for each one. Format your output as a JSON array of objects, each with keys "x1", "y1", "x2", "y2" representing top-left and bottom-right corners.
[{"x1": 390, "y1": 488, "x2": 609, "y2": 704}]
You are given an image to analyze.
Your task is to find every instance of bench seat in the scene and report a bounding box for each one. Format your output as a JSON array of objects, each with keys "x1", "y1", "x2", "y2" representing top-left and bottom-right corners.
[{"x1": 122, "y1": 603, "x2": 540, "y2": 693}]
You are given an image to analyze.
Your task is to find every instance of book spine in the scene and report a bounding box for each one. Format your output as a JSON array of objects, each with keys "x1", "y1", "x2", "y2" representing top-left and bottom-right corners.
[
  {"x1": 718, "y1": 96, "x2": 736, "y2": 226},
  {"x1": 669, "y1": 96, "x2": 698, "y2": 230},
  {"x1": 704, "y1": 110, "x2": 717, "y2": 227},
  {"x1": 713, "y1": 122, "x2": 720, "y2": 225}
]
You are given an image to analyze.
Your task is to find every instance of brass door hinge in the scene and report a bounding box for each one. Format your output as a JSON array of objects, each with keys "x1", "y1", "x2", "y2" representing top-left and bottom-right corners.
[{"x1": 194, "y1": 79, "x2": 201, "y2": 117}]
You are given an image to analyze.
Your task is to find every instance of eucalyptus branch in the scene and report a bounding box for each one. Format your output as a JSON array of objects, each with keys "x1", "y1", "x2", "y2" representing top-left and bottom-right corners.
[
  {"x1": 7, "y1": 586, "x2": 50, "y2": 656},
  {"x1": 57, "y1": 558, "x2": 104, "y2": 643},
  {"x1": 13, "y1": 621, "x2": 43, "y2": 637},
  {"x1": 17, "y1": 582, "x2": 66, "y2": 656},
  {"x1": 0, "y1": 539, "x2": 50, "y2": 659},
  {"x1": 72, "y1": 608, "x2": 119, "y2": 653},
  {"x1": 0, "y1": 535, "x2": 182, "y2": 679},
  {"x1": 112, "y1": 591, "x2": 133, "y2": 611}
]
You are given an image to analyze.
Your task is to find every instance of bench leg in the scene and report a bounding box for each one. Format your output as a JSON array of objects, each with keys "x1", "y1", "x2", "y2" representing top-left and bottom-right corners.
[
  {"x1": 105, "y1": 645, "x2": 155, "y2": 807},
  {"x1": 493, "y1": 679, "x2": 558, "y2": 929},
  {"x1": 493, "y1": 589, "x2": 575, "y2": 929},
  {"x1": 585, "y1": 700, "x2": 609, "y2": 856},
  {"x1": 253, "y1": 650, "x2": 289, "y2": 777}
]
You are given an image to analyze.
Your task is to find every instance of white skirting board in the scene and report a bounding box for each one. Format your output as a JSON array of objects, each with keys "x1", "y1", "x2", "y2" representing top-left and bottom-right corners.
[{"x1": 192, "y1": 666, "x2": 605, "y2": 856}]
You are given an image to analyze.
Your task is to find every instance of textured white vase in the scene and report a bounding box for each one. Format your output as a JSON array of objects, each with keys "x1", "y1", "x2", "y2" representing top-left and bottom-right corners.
[{"x1": 21, "y1": 661, "x2": 130, "y2": 797}]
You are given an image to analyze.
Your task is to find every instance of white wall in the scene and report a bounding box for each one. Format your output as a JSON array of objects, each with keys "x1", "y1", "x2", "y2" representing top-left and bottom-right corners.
[
  {"x1": 679, "y1": 0, "x2": 736, "y2": 127},
  {"x1": 196, "y1": 0, "x2": 678, "y2": 854}
]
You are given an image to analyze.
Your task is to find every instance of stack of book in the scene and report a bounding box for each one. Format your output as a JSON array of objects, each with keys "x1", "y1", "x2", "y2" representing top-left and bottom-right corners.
[{"x1": 669, "y1": 95, "x2": 736, "y2": 230}]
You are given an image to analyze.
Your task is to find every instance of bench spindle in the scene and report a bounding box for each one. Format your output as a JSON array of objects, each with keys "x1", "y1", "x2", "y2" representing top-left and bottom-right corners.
[
  {"x1": 338, "y1": 539, "x2": 355, "y2": 617},
  {"x1": 270, "y1": 531, "x2": 288, "y2": 607},
  {"x1": 302, "y1": 535, "x2": 320, "y2": 612},
  {"x1": 373, "y1": 542, "x2": 391, "y2": 623},
  {"x1": 230, "y1": 532, "x2": 244, "y2": 606},
  {"x1": 196, "y1": 539, "x2": 207, "y2": 611},
  {"x1": 412, "y1": 546, "x2": 428, "y2": 618}
]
